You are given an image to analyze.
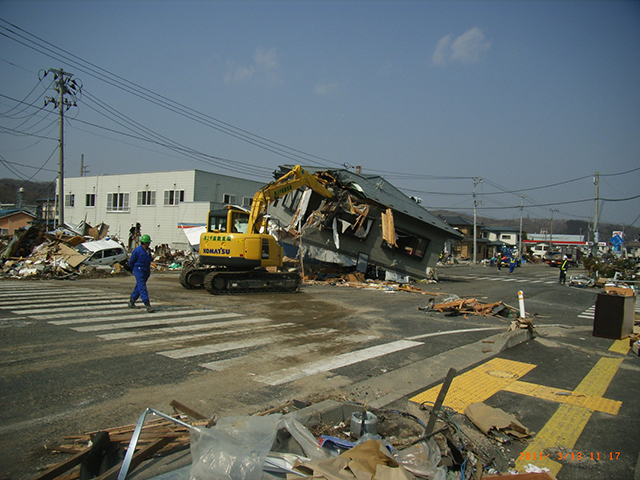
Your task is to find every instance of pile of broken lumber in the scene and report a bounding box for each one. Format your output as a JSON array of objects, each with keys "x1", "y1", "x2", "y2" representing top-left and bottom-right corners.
[{"x1": 33, "y1": 400, "x2": 213, "y2": 480}]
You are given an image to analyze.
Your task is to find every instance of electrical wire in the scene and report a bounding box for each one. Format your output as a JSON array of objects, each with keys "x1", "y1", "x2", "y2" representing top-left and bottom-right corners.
[
  {"x1": 0, "y1": 19, "x2": 344, "y2": 170},
  {"x1": 79, "y1": 89, "x2": 273, "y2": 178}
]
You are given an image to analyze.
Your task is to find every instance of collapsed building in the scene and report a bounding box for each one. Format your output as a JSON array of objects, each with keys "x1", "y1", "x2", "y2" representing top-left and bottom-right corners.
[{"x1": 268, "y1": 166, "x2": 462, "y2": 280}]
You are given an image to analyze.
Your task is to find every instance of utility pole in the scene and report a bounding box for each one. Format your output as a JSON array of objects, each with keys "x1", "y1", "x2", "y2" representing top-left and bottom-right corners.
[
  {"x1": 549, "y1": 209, "x2": 558, "y2": 251},
  {"x1": 472, "y1": 178, "x2": 483, "y2": 265},
  {"x1": 45, "y1": 68, "x2": 81, "y2": 228},
  {"x1": 80, "y1": 154, "x2": 89, "y2": 176},
  {"x1": 593, "y1": 171, "x2": 600, "y2": 256},
  {"x1": 518, "y1": 196, "x2": 524, "y2": 260}
]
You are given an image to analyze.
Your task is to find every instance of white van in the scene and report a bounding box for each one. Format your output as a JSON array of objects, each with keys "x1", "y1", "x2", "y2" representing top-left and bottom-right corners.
[{"x1": 75, "y1": 239, "x2": 128, "y2": 266}]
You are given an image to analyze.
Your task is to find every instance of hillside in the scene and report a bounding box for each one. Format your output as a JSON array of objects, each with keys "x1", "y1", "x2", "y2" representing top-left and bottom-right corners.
[{"x1": 0, "y1": 178, "x2": 55, "y2": 207}]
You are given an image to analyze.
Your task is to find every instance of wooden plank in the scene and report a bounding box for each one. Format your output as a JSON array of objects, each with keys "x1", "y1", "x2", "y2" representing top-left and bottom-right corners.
[
  {"x1": 31, "y1": 448, "x2": 89, "y2": 480},
  {"x1": 169, "y1": 399, "x2": 208, "y2": 420},
  {"x1": 94, "y1": 437, "x2": 172, "y2": 480}
]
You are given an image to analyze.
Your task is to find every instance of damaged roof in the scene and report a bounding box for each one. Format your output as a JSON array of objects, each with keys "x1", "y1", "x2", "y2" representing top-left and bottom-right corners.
[{"x1": 276, "y1": 165, "x2": 462, "y2": 238}]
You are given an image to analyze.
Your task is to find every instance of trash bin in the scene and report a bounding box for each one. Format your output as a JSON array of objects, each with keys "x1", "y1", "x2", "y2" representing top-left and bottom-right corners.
[{"x1": 592, "y1": 293, "x2": 636, "y2": 339}]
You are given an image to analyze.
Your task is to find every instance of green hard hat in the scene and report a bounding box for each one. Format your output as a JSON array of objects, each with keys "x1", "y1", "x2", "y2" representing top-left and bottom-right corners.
[{"x1": 140, "y1": 234, "x2": 151, "y2": 243}]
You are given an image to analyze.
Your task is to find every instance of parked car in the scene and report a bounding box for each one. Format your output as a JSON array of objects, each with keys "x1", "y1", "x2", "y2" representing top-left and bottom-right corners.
[{"x1": 75, "y1": 239, "x2": 128, "y2": 266}]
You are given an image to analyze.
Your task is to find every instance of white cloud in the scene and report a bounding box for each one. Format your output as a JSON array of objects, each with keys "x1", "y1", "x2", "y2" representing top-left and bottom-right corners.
[
  {"x1": 224, "y1": 62, "x2": 255, "y2": 84},
  {"x1": 432, "y1": 28, "x2": 491, "y2": 66},
  {"x1": 254, "y1": 46, "x2": 278, "y2": 71},
  {"x1": 432, "y1": 33, "x2": 453, "y2": 66},
  {"x1": 315, "y1": 82, "x2": 339, "y2": 95},
  {"x1": 224, "y1": 46, "x2": 282, "y2": 85}
]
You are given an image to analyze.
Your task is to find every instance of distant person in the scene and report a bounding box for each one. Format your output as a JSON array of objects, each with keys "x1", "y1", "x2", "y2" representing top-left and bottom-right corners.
[
  {"x1": 128, "y1": 234, "x2": 155, "y2": 313},
  {"x1": 509, "y1": 255, "x2": 517, "y2": 274},
  {"x1": 559, "y1": 255, "x2": 569, "y2": 285}
]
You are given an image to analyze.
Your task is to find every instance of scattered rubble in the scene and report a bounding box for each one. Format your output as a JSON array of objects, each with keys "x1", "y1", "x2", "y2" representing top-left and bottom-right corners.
[
  {"x1": 33, "y1": 397, "x2": 550, "y2": 480},
  {"x1": 0, "y1": 223, "x2": 193, "y2": 280},
  {"x1": 417, "y1": 294, "x2": 516, "y2": 319}
]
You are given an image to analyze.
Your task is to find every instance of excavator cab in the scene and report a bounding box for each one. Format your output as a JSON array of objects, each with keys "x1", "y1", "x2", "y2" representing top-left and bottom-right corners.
[{"x1": 207, "y1": 207, "x2": 251, "y2": 234}]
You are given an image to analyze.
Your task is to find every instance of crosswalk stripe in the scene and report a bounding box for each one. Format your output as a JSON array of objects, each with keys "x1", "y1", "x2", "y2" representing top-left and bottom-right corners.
[
  {"x1": 4, "y1": 298, "x2": 127, "y2": 310},
  {"x1": 142, "y1": 326, "x2": 338, "y2": 350},
  {"x1": 255, "y1": 339, "x2": 423, "y2": 386},
  {"x1": 133, "y1": 322, "x2": 296, "y2": 348},
  {"x1": 48, "y1": 309, "x2": 201, "y2": 324},
  {"x1": 0, "y1": 290, "x2": 91, "y2": 298},
  {"x1": 71, "y1": 312, "x2": 245, "y2": 332},
  {"x1": 98, "y1": 317, "x2": 273, "y2": 341},
  {"x1": 0, "y1": 293, "x2": 106, "y2": 308},
  {"x1": 159, "y1": 337, "x2": 274, "y2": 359},
  {"x1": 11, "y1": 304, "x2": 131, "y2": 315},
  {"x1": 199, "y1": 333, "x2": 377, "y2": 372}
]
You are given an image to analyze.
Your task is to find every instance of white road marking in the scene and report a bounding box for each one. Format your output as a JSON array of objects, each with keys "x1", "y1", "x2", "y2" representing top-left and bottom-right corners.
[
  {"x1": 71, "y1": 312, "x2": 245, "y2": 332},
  {"x1": 98, "y1": 317, "x2": 278, "y2": 341},
  {"x1": 135, "y1": 322, "x2": 295, "y2": 348},
  {"x1": 48, "y1": 309, "x2": 204, "y2": 324},
  {"x1": 12, "y1": 304, "x2": 131, "y2": 315},
  {"x1": 255, "y1": 339, "x2": 423, "y2": 386},
  {"x1": 407, "y1": 326, "x2": 505, "y2": 341},
  {"x1": 5, "y1": 298, "x2": 127, "y2": 310},
  {"x1": 159, "y1": 337, "x2": 273, "y2": 359}
]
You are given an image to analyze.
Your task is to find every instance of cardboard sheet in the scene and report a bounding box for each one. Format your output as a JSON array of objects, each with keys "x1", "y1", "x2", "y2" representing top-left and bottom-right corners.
[
  {"x1": 465, "y1": 402, "x2": 533, "y2": 440},
  {"x1": 290, "y1": 439, "x2": 417, "y2": 480}
]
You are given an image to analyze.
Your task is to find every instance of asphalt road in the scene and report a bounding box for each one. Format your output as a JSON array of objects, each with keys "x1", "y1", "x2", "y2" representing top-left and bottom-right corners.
[{"x1": 0, "y1": 262, "x2": 637, "y2": 479}]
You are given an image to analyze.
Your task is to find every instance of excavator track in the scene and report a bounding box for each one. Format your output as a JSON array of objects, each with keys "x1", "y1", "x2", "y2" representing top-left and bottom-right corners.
[
  {"x1": 203, "y1": 270, "x2": 301, "y2": 295},
  {"x1": 179, "y1": 266, "x2": 207, "y2": 289}
]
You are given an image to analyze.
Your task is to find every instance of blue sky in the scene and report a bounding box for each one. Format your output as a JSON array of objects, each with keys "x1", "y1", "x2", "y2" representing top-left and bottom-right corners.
[{"x1": 1, "y1": 0, "x2": 639, "y2": 228}]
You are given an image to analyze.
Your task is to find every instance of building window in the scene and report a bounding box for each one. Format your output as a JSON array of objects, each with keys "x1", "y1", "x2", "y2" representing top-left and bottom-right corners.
[
  {"x1": 391, "y1": 228, "x2": 430, "y2": 259},
  {"x1": 164, "y1": 189, "x2": 184, "y2": 206},
  {"x1": 107, "y1": 192, "x2": 130, "y2": 212},
  {"x1": 242, "y1": 197, "x2": 252, "y2": 208},
  {"x1": 223, "y1": 194, "x2": 237, "y2": 205},
  {"x1": 65, "y1": 194, "x2": 75, "y2": 207},
  {"x1": 138, "y1": 190, "x2": 156, "y2": 206},
  {"x1": 85, "y1": 194, "x2": 95, "y2": 207},
  {"x1": 0, "y1": 228, "x2": 8, "y2": 235}
]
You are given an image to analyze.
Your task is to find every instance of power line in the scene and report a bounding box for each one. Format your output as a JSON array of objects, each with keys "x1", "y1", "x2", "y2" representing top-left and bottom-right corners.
[{"x1": 0, "y1": 19, "x2": 344, "y2": 170}]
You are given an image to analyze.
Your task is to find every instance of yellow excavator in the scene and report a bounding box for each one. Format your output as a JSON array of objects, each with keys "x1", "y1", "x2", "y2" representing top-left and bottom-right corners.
[{"x1": 180, "y1": 165, "x2": 333, "y2": 294}]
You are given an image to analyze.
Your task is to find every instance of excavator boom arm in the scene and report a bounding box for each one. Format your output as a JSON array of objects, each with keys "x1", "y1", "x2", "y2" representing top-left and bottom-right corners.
[{"x1": 248, "y1": 165, "x2": 332, "y2": 233}]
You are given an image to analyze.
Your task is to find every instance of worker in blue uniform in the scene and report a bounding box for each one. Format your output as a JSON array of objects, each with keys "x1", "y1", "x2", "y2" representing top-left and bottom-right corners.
[{"x1": 128, "y1": 234, "x2": 155, "y2": 312}]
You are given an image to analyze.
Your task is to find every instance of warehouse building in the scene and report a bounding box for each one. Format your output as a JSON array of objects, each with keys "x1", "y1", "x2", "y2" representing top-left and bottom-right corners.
[{"x1": 62, "y1": 170, "x2": 264, "y2": 249}]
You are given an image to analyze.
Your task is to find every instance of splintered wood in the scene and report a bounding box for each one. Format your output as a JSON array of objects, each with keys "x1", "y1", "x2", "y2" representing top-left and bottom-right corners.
[
  {"x1": 431, "y1": 298, "x2": 505, "y2": 316},
  {"x1": 36, "y1": 415, "x2": 206, "y2": 480}
]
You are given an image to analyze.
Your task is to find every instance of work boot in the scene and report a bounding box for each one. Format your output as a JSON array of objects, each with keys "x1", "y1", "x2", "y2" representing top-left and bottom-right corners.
[
  {"x1": 128, "y1": 297, "x2": 135, "y2": 308},
  {"x1": 145, "y1": 303, "x2": 155, "y2": 313}
]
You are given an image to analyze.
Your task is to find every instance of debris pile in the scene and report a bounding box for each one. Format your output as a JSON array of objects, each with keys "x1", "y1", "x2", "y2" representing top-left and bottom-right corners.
[
  {"x1": 31, "y1": 395, "x2": 560, "y2": 480},
  {"x1": 0, "y1": 224, "x2": 128, "y2": 279},
  {"x1": 418, "y1": 294, "x2": 516, "y2": 318},
  {"x1": 0, "y1": 224, "x2": 195, "y2": 279}
]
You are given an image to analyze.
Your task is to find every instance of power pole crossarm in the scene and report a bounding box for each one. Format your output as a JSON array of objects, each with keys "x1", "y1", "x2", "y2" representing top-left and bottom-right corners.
[{"x1": 44, "y1": 68, "x2": 82, "y2": 229}]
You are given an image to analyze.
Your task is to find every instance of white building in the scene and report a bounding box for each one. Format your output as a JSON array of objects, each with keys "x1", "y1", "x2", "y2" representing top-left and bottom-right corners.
[{"x1": 61, "y1": 170, "x2": 264, "y2": 249}]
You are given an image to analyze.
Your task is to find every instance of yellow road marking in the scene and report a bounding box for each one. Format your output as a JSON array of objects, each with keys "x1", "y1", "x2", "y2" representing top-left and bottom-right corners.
[
  {"x1": 409, "y1": 358, "x2": 535, "y2": 413},
  {"x1": 609, "y1": 338, "x2": 630, "y2": 355},
  {"x1": 503, "y1": 380, "x2": 621, "y2": 415},
  {"x1": 514, "y1": 357, "x2": 623, "y2": 475}
]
